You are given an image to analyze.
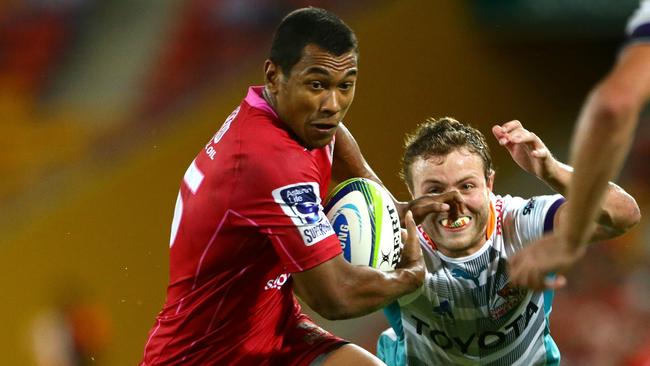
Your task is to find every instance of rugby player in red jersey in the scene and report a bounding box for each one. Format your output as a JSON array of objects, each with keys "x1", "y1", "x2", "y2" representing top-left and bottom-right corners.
[{"x1": 140, "y1": 7, "x2": 430, "y2": 366}]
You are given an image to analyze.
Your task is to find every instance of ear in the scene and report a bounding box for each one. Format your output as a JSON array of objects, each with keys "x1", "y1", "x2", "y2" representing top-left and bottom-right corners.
[
  {"x1": 264, "y1": 60, "x2": 281, "y2": 94},
  {"x1": 486, "y1": 170, "x2": 495, "y2": 191}
]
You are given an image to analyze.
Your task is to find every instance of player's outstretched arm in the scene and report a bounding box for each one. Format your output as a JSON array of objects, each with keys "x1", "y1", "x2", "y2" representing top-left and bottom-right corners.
[
  {"x1": 293, "y1": 211, "x2": 425, "y2": 320},
  {"x1": 495, "y1": 114, "x2": 644, "y2": 289},
  {"x1": 491, "y1": 120, "x2": 641, "y2": 238},
  {"x1": 558, "y1": 44, "x2": 650, "y2": 248}
]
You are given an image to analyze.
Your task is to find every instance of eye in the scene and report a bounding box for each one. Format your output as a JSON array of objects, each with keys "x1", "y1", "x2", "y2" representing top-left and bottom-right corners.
[
  {"x1": 427, "y1": 187, "x2": 442, "y2": 194},
  {"x1": 462, "y1": 183, "x2": 475, "y2": 190},
  {"x1": 339, "y1": 81, "x2": 354, "y2": 91},
  {"x1": 310, "y1": 81, "x2": 324, "y2": 90}
]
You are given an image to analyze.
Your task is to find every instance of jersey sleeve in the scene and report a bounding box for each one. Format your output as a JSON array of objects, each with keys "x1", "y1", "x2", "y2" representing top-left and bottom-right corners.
[
  {"x1": 501, "y1": 194, "x2": 565, "y2": 251},
  {"x1": 626, "y1": 0, "x2": 650, "y2": 44},
  {"x1": 236, "y1": 136, "x2": 341, "y2": 273}
]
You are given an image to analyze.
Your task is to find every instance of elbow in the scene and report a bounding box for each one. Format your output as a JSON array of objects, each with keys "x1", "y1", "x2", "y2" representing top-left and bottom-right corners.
[
  {"x1": 308, "y1": 297, "x2": 354, "y2": 321},
  {"x1": 623, "y1": 200, "x2": 642, "y2": 231},
  {"x1": 609, "y1": 196, "x2": 642, "y2": 236},
  {"x1": 300, "y1": 279, "x2": 357, "y2": 320},
  {"x1": 319, "y1": 309, "x2": 350, "y2": 321}
]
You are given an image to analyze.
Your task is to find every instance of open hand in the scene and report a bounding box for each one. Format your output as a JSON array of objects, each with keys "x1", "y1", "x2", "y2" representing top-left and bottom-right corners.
[{"x1": 492, "y1": 120, "x2": 556, "y2": 180}]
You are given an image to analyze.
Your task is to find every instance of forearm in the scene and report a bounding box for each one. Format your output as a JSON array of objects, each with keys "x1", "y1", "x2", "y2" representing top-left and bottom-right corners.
[
  {"x1": 329, "y1": 266, "x2": 422, "y2": 320},
  {"x1": 293, "y1": 255, "x2": 422, "y2": 320},
  {"x1": 562, "y1": 114, "x2": 639, "y2": 244},
  {"x1": 560, "y1": 46, "x2": 650, "y2": 246}
]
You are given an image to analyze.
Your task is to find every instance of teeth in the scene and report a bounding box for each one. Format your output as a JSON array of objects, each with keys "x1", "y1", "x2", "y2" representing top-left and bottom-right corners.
[{"x1": 440, "y1": 216, "x2": 471, "y2": 228}]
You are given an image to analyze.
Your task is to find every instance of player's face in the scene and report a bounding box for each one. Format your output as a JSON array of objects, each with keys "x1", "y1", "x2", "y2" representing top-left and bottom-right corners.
[
  {"x1": 409, "y1": 148, "x2": 494, "y2": 258},
  {"x1": 265, "y1": 44, "x2": 358, "y2": 149}
]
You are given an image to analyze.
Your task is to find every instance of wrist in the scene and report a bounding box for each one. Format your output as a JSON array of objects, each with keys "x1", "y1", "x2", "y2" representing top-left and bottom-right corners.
[
  {"x1": 397, "y1": 262, "x2": 425, "y2": 292},
  {"x1": 542, "y1": 159, "x2": 570, "y2": 194},
  {"x1": 558, "y1": 223, "x2": 592, "y2": 251}
]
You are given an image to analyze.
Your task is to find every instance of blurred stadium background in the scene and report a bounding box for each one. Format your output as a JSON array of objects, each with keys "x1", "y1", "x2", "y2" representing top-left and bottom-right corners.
[{"x1": 1, "y1": 0, "x2": 648, "y2": 365}]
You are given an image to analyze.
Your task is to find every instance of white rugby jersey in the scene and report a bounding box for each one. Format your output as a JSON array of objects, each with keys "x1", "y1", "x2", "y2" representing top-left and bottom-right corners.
[
  {"x1": 383, "y1": 193, "x2": 565, "y2": 366},
  {"x1": 626, "y1": 0, "x2": 650, "y2": 42}
]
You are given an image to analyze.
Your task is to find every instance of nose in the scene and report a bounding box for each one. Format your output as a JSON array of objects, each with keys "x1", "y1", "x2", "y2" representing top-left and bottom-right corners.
[
  {"x1": 436, "y1": 190, "x2": 465, "y2": 205},
  {"x1": 321, "y1": 90, "x2": 341, "y2": 115},
  {"x1": 439, "y1": 191, "x2": 465, "y2": 219}
]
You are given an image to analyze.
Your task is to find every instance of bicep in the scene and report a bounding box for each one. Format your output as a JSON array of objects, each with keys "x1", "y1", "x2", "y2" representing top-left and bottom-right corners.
[{"x1": 332, "y1": 123, "x2": 377, "y2": 183}]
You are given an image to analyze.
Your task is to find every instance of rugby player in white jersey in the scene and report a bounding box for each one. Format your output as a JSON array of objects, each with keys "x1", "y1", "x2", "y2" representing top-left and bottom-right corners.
[{"x1": 377, "y1": 117, "x2": 640, "y2": 365}]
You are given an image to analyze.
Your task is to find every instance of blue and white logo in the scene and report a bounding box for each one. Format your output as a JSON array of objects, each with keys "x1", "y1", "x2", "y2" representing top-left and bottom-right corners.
[
  {"x1": 278, "y1": 184, "x2": 321, "y2": 224},
  {"x1": 272, "y1": 182, "x2": 335, "y2": 246},
  {"x1": 330, "y1": 203, "x2": 362, "y2": 262}
]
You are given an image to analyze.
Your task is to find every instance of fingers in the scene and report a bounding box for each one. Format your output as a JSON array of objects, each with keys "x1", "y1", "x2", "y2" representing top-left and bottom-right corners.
[
  {"x1": 544, "y1": 275, "x2": 567, "y2": 290},
  {"x1": 407, "y1": 195, "x2": 450, "y2": 225},
  {"x1": 407, "y1": 191, "x2": 467, "y2": 224},
  {"x1": 400, "y1": 210, "x2": 426, "y2": 284},
  {"x1": 402, "y1": 210, "x2": 422, "y2": 262},
  {"x1": 531, "y1": 146, "x2": 550, "y2": 159},
  {"x1": 493, "y1": 120, "x2": 542, "y2": 147},
  {"x1": 491, "y1": 125, "x2": 506, "y2": 142},
  {"x1": 499, "y1": 120, "x2": 523, "y2": 133},
  {"x1": 404, "y1": 210, "x2": 416, "y2": 237},
  {"x1": 508, "y1": 253, "x2": 566, "y2": 291}
]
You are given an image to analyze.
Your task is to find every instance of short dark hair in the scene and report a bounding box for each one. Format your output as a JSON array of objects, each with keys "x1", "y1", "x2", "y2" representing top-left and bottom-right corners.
[
  {"x1": 270, "y1": 7, "x2": 358, "y2": 75},
  {"x1": 401, "y1": 117, "x2": 493, "y2": 190}
]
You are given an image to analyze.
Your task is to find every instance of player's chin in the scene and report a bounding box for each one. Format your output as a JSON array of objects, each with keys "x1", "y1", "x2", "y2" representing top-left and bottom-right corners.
[{"x1": 305, "y1": 130, "x2": 336, "y2": 149}]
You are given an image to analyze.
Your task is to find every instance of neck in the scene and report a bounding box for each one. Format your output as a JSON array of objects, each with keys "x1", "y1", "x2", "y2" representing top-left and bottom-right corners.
[{"x1": 262, "y1": 87, "x2": 277, "y2": 111}]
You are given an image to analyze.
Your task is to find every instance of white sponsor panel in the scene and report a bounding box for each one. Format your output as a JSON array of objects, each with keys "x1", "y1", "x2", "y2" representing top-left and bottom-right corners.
[{"x1": 272, "y1": 182, "x2": 334, "y2": 246}]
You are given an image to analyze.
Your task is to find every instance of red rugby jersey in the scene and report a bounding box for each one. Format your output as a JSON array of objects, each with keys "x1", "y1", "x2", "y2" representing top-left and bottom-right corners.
[{"x1": 141, "y1": 87, "x2": 343, "y2": 365}]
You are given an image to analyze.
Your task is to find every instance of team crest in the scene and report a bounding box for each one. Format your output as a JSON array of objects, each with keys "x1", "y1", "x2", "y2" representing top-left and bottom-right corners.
[{"x1": 489, "y1": 259, "x2": 527, "y2": 319}]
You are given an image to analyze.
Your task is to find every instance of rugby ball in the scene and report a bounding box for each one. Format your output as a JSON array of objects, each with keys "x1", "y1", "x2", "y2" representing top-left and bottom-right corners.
[{"x1": 324, "y1": 178, "x2": 402, "y2": 271}]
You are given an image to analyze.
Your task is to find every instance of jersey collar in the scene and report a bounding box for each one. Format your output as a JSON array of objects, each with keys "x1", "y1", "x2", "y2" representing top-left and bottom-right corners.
[{"x1": 245, "y1": 86, "x2": 279, "y2": 120}]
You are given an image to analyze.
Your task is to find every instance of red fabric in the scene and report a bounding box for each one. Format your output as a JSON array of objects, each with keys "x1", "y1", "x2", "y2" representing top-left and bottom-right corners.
[{"x1": 141, "y1": 87, "x2": 343, "y2": 365}]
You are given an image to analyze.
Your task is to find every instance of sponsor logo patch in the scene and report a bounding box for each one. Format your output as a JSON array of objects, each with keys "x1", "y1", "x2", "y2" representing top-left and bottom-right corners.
[
  {"x1": 272, "y1": 182, "x2": 335, "y2": 246},
  {"x1": 522, "y1": 198, "x2": 536, "y2": 216}
]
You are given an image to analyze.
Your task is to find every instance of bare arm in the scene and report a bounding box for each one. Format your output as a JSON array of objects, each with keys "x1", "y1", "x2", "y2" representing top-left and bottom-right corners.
[
  {"x1": 492, "y1": 120, "x2": 641, "y2": 242},
  {"x1": 499, "y1": 43, "x2": 650, "y2": 289},
  {"x1": 332, "y1": 123, "x2": 382, "y2": 185},
  {"x1": 293, "y1": 211, "x2": 425, "y2": 320},
  {"x1": 333, "y1": 124, "x2": 450, "y2": 224},
  {"x1": 560, "y1": 44, "x2": 650, "y2": 247}
]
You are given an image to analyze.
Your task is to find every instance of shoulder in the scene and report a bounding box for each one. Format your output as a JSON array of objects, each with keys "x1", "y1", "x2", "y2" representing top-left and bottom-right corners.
[
  {"x1": 236, "y1": 103, "x2": 306, "y2": 165},
  {"x1": 497, "y1": 192, "x2": 565, "y2": 247},
  {"x1": 496, "y1": 193, "x2": 563, "y2": 219}
]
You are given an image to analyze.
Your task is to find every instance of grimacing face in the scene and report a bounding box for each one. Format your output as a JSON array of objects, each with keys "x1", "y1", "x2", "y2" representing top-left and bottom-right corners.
[
  {"x1": 264, "y1": 44, "x2": 358, "y2": 149},
  {"x1": 409, "y1": 148, "x2": 495, "y2": 258}
]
